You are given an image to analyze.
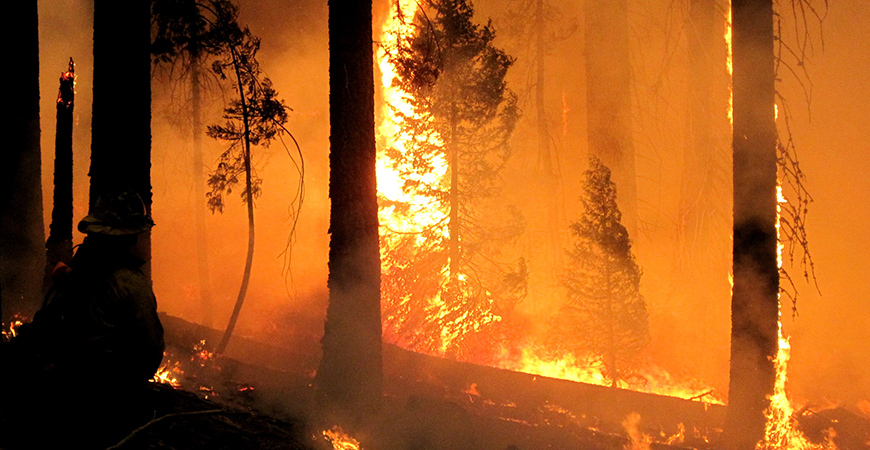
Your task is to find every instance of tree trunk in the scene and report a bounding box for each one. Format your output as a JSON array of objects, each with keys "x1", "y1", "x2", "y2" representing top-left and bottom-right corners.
[
  {"x1": 317, "y1": 0, "x2": 383, "y2": 421},
  {"x1": 1, "y1": 0, "x2": 45, "y2": 322},
  {"x1": 45, "y1": 59, "x2": 76, "y2": 288},
  {"x1": 584, "y1": 0, "x2": 637, "y2": 235},
  {"x1": 191, "y1": 57, "x2": 213, "y2": 328},
  {"x1": 90, "y1": 0, "x2": 152, "y2": 277},
  {"x1": 217, "y1": 49, "x2": 256, "y2": 355},
  {"x1": 723, "y1": 0, "x2": 779, "y2": 448}
]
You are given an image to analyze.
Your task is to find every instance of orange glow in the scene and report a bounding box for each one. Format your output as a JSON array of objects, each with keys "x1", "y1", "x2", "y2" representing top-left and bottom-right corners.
[
  {"x1": 375, "y1": 0, "x2": 722, "y2": 403},
  {"x1": 322, "y1": 426, "x2": 361, "y2": 450},
  {"x1": 498, "y1": 346, "x2": 722, "y2": 403},
  {"x1": 756, "y1": 187, "x2": 829, "y2": 449}
]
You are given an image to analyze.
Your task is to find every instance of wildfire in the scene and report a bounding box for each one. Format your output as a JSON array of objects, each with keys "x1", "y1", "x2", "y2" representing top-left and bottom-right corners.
[
  {"x1": 1, "y1": 317, "x2": 25, "y2": 343},
  {"x1": 322, "y1": 426, "x2": 361, "y2": 450},
  {"x1": 499, "y1": 346, "x2": 722, "y2": 403},
  {"x1": 375, "y1": 0, "x2": 723, "y2": 404},
  {"x1": 755, "y1": 188, "x2": 829, "y2": 449}
]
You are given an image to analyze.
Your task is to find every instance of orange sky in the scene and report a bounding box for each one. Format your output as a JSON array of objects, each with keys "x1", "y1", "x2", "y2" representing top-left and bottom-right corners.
[{"x1": 35, "y1": 0, "x2": 868, "y2": 408}]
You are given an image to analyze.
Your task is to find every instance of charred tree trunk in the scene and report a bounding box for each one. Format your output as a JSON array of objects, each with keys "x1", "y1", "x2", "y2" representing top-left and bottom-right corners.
[
  {"x1": 317, "y1": 0, "x2": 383, "y2": 421},
  {"x1": 1, "y1": 0, "x2": 45, "y2": 322},
  {"x1": 216, "y1": 49, "x2": 256, "y2": 355},
  {"x1": 45, "y1": 60, "x2": 77, "y2": 288},
  {"x1": 191, "y1": 57, "x2": 213, "y2": 328},
  {"x1": 584, "y1": 0, "x2": 637, "y2": 235},
  {"x1": 723, "y1": 0, "x2": 779, "y2": 449},
  {"x1": 90, "y1": 0, "x2": 152, "y2": 277}
]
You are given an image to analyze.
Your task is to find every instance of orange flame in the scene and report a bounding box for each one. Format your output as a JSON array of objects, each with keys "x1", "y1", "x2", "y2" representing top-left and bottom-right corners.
[{"x1": 322, "y1": 426, "x2": 361, "y2": 450}]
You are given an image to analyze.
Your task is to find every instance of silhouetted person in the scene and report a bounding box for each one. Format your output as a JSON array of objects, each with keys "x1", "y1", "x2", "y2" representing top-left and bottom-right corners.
[{"x1": 0, "y1": 191, "x2": 164, "y2": 449}]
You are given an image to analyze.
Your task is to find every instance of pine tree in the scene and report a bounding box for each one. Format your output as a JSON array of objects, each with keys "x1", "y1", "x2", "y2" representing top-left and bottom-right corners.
[
  {"x1": 556, "y1": 156, "x2": 649, "y2": 387},
  {"x1": 381, "y1": 0, "x2": 525, "y2": 359}
]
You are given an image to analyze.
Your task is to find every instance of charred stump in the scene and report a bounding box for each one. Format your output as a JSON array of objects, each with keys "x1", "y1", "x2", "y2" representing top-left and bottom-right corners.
[{"x1": 45, "y1": 59, "x2": 76, "y2": 287}]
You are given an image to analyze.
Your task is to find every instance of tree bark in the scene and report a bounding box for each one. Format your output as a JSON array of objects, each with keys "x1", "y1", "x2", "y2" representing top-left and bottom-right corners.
[
  {"x1": 45, "y1": 60, "x2": 77, "y2": 288},
  {"x1": 90, "y1": 0, "x2": 152, "y2": 277},
  {"x1": 1, "y1": 0, "x2": 45, "y2": 322},
  {"x1": 317, "y1": 0, "x2": 383, "y2": 421},
  {"x1": 584, "y1": 0, "x2": 637, "y2": 235},
  {"x1": 723, "y1": 0, "x2": 779, "y2": 448}
]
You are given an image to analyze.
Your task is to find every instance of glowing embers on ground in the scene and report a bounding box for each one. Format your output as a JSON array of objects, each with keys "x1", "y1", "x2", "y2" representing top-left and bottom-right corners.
[
  {"x1": 321, "y1": 426, "x2": 361, "y2": 450},
  {"x1": 0, "y1": 315, "x2": 26, "y2": 342},
  {"x1": 151, "y1": 339, "x2": 254, "y2": 401}
]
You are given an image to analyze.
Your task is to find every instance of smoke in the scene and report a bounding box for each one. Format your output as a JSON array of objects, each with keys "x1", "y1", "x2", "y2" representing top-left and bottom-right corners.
[{"x1": 34, "y1": 0, "x2": 870, "y2": 414}]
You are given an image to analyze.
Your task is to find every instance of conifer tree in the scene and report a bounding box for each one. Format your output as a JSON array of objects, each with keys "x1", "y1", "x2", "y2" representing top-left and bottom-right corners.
[
  {"x1": 556, "y1": 156, "x2": 649, "y2": 387},
  {"x1": 381, "y1": 0, "x2": 524, "y2": 359}
]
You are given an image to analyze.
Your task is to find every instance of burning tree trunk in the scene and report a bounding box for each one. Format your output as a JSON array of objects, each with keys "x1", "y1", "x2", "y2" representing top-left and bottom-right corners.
[
  {"x1": 1, "y1": 0, "x2": 45, "y2": 322},
  {"x1": 723, "y1": 0, "x2": 779, "y2": 449},
  {"x1": 584, "y1": 0, "x2": 637, "y2": 235},
  {"x1": 317, "y1": 0, "x2": 383, "y2": 417},
  {"x1": 90, "y1": 0, "x2": 153, "y2": 276},
  {"x1": 45, "y1": 59, "x2": 77, "y2": 287}
]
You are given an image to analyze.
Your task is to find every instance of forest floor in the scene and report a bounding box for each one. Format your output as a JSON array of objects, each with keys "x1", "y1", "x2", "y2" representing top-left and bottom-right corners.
[{"x1": 104, "y1": 314, "x2": 869, "y2": 450}]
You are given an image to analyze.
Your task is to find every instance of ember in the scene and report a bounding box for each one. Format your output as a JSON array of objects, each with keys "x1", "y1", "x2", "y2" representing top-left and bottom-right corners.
[{"x1": 322, "y1": 426, "x2": 361, "y2": 450}]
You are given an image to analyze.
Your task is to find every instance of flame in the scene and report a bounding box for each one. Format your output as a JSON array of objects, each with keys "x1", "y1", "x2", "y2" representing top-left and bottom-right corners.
[
  {"x1": 622, "y1": 412, "x2": 652, "y2": 450},
  {"x1": 375, "y1": 0, "x2": 723, "y2": 402},
  {"x1": 1, "y1": 317, "x2": 25, "y2": 343},
  {"x1": 498, "y1": 346, "x2": 722, "y2": 403},
  {"x1": 726, "y1": 6, "x2": 733, "y2": 126},
  {"x1": 755, "y1": 188, "x2": 830, "y2": 449},
  {"x1": 322, "y1": 426, "x2": 361, "y2": 450}
]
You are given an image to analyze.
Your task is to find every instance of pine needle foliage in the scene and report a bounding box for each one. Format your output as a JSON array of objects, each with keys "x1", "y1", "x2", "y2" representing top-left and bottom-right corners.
[
  {"x1": 557, "y1": 157, "x2": 649, "y2": 386},
  {"x1": 381, "y1": 0, "x2": 525, "y2": 359}
]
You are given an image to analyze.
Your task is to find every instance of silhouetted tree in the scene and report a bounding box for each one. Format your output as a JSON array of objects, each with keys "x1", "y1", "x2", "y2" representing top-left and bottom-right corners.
[
  {"x1": 206, "y1": 24, "x2": 291, "y2": 354},
  {"x1": 381, "y1": 0, "x2": 525, "y2": 359},
  {"x1": 555, "y1": 157, "x2": 649, "y2": 387},
  {"x1": 90, "y1": 0, "x2": 153, "y2": 276},
  {"x1": 585, "y1": 0, "x2": 637, "y2": 235},
  {"x1": 45, "y1": 60, "x2": 77, "y2": 287},
  {"x1": 723, "y1": 0, "x2": 779, "y2": 448},
  {"x1": 316, "y1": 0, "x2": 384, "y2": 419},
  {"x1": 1, "y1": 0, "x2": 45, "y2": 322},
  {"x1": 152, "y1": 0, "x2": 239, "y2": 327}
]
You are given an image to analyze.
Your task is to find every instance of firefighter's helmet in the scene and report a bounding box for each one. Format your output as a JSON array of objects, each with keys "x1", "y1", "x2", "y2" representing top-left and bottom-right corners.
[{"x1": 77, "y1": 190, "x2": 155, "y2": 236}]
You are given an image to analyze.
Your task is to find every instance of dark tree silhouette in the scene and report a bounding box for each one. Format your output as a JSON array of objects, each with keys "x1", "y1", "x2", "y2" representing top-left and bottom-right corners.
[
  {"x1": 1, "y1": 0, "x2": 45, "y2": 322},
  {"x1": 90, "y1": 0, "x2": 153, "y2": 276},
  {"x1": 206, "y1": 26, "x2": 291, "y2": 354},
  {"x1": 316, "y1": 0, "x2": 383, "y2": 419},
  {"x1": 381, "y1": 0, "x2": 524, "y2": 359},
  {"x1": 45, "y1": 60, "x2": 77, "y2": 287},
  {"x1": 723, "y1": 0, "x2": 779, "y2": 448},
  {"x1": 555, "y1": 157, "x2": 649, "y2": 387},
  {"x1": 585, "y1": 0, "x2": 637, "y2": 235}
]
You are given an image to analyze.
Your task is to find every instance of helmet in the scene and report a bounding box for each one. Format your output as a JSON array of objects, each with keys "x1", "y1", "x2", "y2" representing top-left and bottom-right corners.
[{"x1": 77, "y1": 191, "x2": 155, "y2": 236}]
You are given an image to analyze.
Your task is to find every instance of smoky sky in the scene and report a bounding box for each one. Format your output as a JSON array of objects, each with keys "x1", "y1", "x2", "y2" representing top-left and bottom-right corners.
[{"x1": 35, "y1": 0, "x2": 869, "y2": 408}]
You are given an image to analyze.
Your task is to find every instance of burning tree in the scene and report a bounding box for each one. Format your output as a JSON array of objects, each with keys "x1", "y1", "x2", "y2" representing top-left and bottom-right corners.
[
  {"x1": 380, "y1": 0, "x2": 525, "y2": 359},
  {"x1": 554, "y1": 156, "x2": 649, "y2": 387}
]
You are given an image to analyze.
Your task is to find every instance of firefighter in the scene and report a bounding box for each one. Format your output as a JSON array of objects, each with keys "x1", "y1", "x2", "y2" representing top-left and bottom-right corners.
[{"x1": 0, "y1": 190, "x2": 164, "y2": 448}]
